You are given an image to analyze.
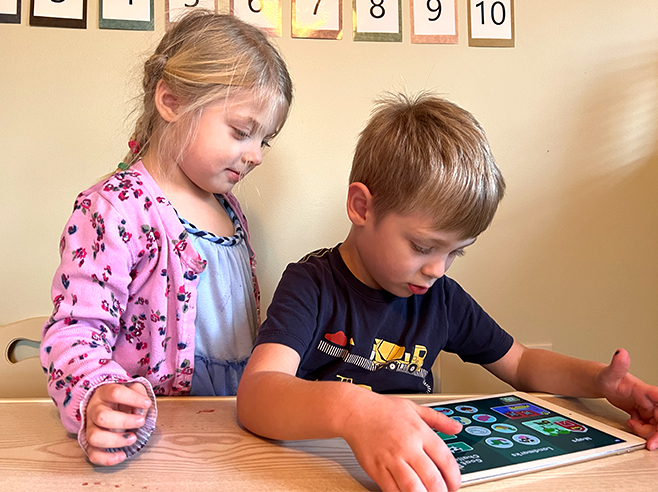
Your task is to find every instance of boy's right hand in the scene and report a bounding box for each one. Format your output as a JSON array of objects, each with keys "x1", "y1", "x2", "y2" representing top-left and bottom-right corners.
[
  {"x1": 85, "y1": 382, "x2": 152, "y2": 466},
  {"x1": 342, "y1": 394, "x2": 463, "y2": 492}
]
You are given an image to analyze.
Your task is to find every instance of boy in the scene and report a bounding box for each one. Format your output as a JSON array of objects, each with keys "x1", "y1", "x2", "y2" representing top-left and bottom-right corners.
[{"x1": 237, "y1": 93, "x2": 658, "y2": 492}]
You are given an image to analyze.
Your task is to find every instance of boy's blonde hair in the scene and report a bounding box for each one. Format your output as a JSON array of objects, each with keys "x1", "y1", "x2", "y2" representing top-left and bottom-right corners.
[
  {"x1": 124, "y1": 11, "x2": 293, "y2": 168},
  {"x1": 349, "y1": 92, "x2": 505, "y2": 239}
]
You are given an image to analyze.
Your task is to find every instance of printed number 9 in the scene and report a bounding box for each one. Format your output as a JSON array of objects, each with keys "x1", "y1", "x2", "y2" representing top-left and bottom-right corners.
[
  {"x1": 248, "y1": 0, "x2": 262, "y2": 13},
  {"x1": 370, "y1": 0, "x2": 385, "y2": 19},
  {"x1": 427, "y1": 0, "x2": 441, "y2": 21}
]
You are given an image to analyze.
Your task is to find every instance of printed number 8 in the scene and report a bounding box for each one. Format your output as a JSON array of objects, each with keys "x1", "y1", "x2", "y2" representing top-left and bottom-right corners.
[
  {"x1": 370, "y1": 0, "x2": 385, "y2": 19},
  {"x1": 427, "y1": 0, "x2": 441, "y2": 21}
]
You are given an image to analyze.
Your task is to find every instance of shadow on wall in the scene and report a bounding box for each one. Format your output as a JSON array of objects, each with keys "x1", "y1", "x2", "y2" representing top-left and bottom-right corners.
[{"x1": 440, "y1": 49, "x2": 658, "y2": 393}]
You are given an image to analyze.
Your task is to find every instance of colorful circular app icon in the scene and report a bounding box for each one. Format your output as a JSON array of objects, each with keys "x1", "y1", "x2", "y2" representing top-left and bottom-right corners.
[
  {"x1": 451, "y1": 416, "x2": 472, "y2": 425},
  {"x1": 473, "y1": 413, "x2": 497, "y2": 423},
  {"x1": 513, "y1": 434, "x2": 541, "y2": 445},
  {"x1": 465, "y1": 426, "x2": 491, "y2": 437},
  {"x1": 433, "y1": 407, "x2": 454, "y2": 416},
  {"x1": 491, "y1": 423, "x2": 517, "y2": 433},
  {"x1": 455, "y1": 405, "x2": 478, "y2": 414},
  {"x1": 485, "y1": 436, "x2": 513, "y2": 449}
]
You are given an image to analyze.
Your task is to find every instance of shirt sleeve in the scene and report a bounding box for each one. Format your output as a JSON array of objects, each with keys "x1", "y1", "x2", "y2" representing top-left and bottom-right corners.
[
  {"x1": 40, "y1": 190, "x2": 157, "y2": 455},
  {"x1": 254, "y1": 261, "x2": 321, "y2": 359},
  {"x1": 442, "y1": 277, "x2": 514, "y2": 365}
]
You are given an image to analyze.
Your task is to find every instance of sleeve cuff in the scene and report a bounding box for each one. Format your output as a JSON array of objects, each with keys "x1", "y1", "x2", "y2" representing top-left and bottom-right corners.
[{"x1": 77, "y1": 377, "x2": 158, "y2": 460}]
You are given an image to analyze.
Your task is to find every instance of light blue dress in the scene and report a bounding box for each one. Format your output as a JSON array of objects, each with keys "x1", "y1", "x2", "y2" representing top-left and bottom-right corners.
[{"x1": 178, "y1": 195, "x2": 257, "y2": 396}]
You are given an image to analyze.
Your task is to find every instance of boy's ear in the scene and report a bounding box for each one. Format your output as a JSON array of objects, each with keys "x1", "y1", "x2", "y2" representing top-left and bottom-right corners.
[
  {"x1": 346, "y1": 182, "x2": 373, "y2": 226},
  {"x1": 154, "y1": 80, "x2": 181, "y2": 122}
]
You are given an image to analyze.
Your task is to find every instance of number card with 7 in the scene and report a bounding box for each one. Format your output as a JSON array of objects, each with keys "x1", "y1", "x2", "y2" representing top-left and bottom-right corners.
[
  {"x1": 292, "y1": 0, "x2": 342, "y2": 39},
  {"x1": 468, "y1": 0, "x2": 514, "y2": 47},
  {"x1": 231, "y1": 0, "x2": 282, "y2": 37},
  {"x1": 353, "y1": 0, "x2": 401, "y2": 42},
  {"x1": 410, "y1": 0, "x2": 457, "y2": 44}
]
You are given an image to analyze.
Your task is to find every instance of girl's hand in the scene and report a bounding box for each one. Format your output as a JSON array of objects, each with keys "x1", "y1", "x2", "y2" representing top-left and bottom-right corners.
[
  {"x1": 85, "y1": 382, "x2": 152, "y2": 466},
  {"x1": 597, "y1": 348, "x2": 658, "y2": 451}
]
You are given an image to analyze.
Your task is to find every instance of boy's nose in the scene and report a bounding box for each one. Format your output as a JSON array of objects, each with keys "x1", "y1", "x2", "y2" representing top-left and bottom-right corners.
[{"x1": 421, "y1": 257, "x2": 446, "y2": 280}]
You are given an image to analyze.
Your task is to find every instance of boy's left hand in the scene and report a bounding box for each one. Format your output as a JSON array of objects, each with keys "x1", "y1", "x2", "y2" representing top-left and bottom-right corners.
[{"x1": 596, "y1": 348, "x2": 658, "y2": 450}]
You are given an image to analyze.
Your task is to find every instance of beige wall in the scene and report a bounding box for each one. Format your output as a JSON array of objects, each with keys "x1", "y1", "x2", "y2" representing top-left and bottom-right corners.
[{"x1": 2, "y1": 1, "x2": 657, "y2": 391}]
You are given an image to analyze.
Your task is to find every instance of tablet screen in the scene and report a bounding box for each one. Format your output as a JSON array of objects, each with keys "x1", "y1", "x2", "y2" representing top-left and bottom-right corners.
[{"x1": 424, "y1": 393, "x2": 644, "y2": 484}]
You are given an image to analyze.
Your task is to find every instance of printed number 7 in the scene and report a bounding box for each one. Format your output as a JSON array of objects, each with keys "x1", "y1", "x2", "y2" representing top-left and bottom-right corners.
[{"x1": 312, "y1": 0, "x2": 322, "y2": 14}]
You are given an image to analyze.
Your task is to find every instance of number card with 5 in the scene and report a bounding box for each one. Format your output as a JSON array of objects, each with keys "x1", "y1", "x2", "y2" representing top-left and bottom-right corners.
[
  {"x1": 292, "y1": 0, "x2": 342, "y2": 39},
  {"x1": 353, "y1": 0, "x2": 401, "y2": 42},
  {"x1": 231, "y1": 0, "x2": 282, "y2": 37},
  {"x1": 167, "y1": 0, "x2": 217, "y2": 26},
  {"x1": 468, "y1": 0, "x2": 514, "y2": 47},
  {"x1": 410, "y1": 0, "x2": 457, "y2": 44}
]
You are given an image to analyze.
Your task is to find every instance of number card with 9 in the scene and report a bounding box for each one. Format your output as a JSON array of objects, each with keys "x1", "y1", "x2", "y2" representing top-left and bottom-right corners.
[
  {"x1": 410, "y1": 0, "x2": 457, "y2": 44},
  {"x1": 167, "y1": 0, "x2": 217, "y2": 26}
]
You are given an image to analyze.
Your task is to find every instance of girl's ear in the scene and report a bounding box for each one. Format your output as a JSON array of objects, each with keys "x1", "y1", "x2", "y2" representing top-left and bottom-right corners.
[
  {"x1": 346, "y1": 182, "x2": 374, "y2": 226},
  {"x1": 154, "y1": 80, "x2": 181, "y2": 122}
]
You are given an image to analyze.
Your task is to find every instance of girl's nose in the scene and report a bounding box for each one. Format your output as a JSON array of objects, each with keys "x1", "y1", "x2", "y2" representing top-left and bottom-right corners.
[{"x1": 243, "y1": 143, "x2": 262, "y2": 167}]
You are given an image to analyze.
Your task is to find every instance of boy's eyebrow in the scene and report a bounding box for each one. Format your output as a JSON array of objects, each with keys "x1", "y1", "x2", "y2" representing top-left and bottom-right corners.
[{"x1": 422, "y1": 236, "x2": 477, "y2": 248}]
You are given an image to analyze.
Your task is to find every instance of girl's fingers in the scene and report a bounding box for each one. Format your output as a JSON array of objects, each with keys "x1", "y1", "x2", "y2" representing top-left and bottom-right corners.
[
  {"x1": 89, "y1": 406, "x2": 146, "y2": 431},
  {"x1": 87, "y1": 426, "x2": 138, "y2": 449},
  {"x1": 97, "y1": 383, "x2": 151, "y2": 410},
  {"x1": 87, "y1": 446, "x2": 128, "y2": 467}
]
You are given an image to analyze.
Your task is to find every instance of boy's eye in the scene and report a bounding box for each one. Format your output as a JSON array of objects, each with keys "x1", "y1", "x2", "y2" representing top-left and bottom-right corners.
[
  {"x1": 411, "y1": 242, "x2": 432, "y2": 255},
  {"x1": 451, "y1": 249, "x2": 466, "y2": 258}
]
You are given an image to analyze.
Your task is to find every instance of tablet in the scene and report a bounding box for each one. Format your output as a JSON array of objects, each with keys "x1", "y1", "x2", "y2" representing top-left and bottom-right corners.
[{"x1": 423, "y1": 392, "x2": 645, "y2": 486}]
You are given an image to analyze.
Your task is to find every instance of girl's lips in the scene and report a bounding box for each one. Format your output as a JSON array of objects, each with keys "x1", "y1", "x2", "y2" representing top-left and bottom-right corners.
[
  {"x1": 226, "y1": 169, "x2": 241, "y2": 182},
  {"x1": 408, "y1": 284, "x2": 429, "y2": 295}
]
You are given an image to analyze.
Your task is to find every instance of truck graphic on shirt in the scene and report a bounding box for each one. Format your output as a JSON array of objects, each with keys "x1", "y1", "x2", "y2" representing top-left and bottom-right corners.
[{"x1": 371, "y1": 339, "x2": 428, "y2": 373}]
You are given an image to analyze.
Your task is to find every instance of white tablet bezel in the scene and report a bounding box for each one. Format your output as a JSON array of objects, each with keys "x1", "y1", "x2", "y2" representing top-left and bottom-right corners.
[{"x1": 422, "y1": 392, "x2": 645, "y2": 486}]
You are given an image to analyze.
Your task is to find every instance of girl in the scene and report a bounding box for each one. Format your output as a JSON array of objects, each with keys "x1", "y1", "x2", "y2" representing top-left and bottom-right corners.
[{"x1": 40, "y1": 11, "x2": 293, "y2": 466}]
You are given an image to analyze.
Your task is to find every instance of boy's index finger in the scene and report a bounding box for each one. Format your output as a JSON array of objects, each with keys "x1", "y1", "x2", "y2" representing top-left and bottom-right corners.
[{"x1": 417, "y1": 404, "x2": 463, "y2": 434}]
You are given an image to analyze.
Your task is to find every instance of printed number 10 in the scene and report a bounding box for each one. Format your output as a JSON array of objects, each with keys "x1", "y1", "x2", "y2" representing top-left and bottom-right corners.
[{"x1": 475, "y1": 0, "x2": 505, "y2": 26}]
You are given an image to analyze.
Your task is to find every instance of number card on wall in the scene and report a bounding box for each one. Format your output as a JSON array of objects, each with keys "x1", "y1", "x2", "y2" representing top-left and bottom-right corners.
[
  {"x1": 231, "y1": 0, "x2": 282, "y2": 37},
  {"x1": 468, "y1": 0, "x2": 514, "y2": 47},
  {"x1": 410, "y1": 0, "x2": 456, "y2": 44},
  {"x1": 292, "y1": 0, "x2": 342, "y2": 40},
  {"x1": 353, "y1": 0, "x2": 401, "y2": 42},
  {"x1": 30, "y1": 0, "x2": 87, "y2": 28},
  {"x1": 167, "y1": 0, "x2": 216, "y2": 26},
  {"x1": 100, "y1": 0, "x2": 154, "y2": 30},
  {"x1": 0, "y1": 0, "x2": 21, "y2": 24}
]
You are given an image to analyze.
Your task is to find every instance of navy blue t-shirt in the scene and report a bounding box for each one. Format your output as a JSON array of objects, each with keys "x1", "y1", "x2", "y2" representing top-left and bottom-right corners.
[{"x1": 254, "y1": 245, "x2": 513, "y2": 393}]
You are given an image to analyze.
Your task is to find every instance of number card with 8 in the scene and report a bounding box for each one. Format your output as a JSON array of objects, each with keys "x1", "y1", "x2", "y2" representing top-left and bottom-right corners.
[
  {"x1": 292, "y1": 0, "x2": 342, "y2": 39},
  {"x1": 410, "y1": 0, "x2": 457, "y2": 44},
  {"x1": 353, "y1": 0, "x2": 401, "y2": 42},
  {"x1": 231, "y1": 0, "x2": 282, "y2": 37},
  {"x1": 468, "y1": 0, "x2": 514, "y2": 47}
]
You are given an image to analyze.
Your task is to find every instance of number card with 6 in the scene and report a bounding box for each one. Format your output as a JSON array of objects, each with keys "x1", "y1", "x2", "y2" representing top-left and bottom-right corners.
[
  {"x1": 100, "y1": 0, "x2": 154, "y2": 31},
  {"x1": 292, "y1": 0, "x2": 342, "y2": 39},
  {"x1": 468, "y1": 0, "x2": 514, "y2": 47},
  {"x1": 167, "y1": 0, "x2": 217, "y2": 26},
  {"x1": 410, "y1": 0, "x2": 457, "y2": 44},
  {"x1": 231, "y1": 0, "x2": 282, "y2": 37},
  {"x1": 353, "y1": 0, "x2": 401, "y2": 42}
]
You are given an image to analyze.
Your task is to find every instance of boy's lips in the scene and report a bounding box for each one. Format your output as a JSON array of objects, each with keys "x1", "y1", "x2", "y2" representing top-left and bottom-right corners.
[{"x1": 408, "y1": 283, "x2": 429, "y2": 295}]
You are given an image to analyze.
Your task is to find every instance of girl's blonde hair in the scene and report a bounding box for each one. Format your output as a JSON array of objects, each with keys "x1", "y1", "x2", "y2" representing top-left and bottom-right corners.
[
  {"x1": 350, "y1": 92, "x2": 505, "y2": 239},
  {"x1": 123, "y1": 11, "x2": 293, "y2": 168}
]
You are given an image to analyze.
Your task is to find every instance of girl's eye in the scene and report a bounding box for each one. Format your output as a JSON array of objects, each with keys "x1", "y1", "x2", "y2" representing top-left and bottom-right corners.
[
  {"x1": 411, "y1": 242, "x2": 432, "y2": 255},
  {"x1": 261, "y1": 139, "x2": 271, "y2": 149},
  {"x1": 235, "y1": 129, "x2": 250, "y2": 140}
]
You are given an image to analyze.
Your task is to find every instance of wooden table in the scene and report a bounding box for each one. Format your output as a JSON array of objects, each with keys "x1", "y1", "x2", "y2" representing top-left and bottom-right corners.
[{"x1": 0, "y1": 395, "x2": 654, "y2": 491}]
